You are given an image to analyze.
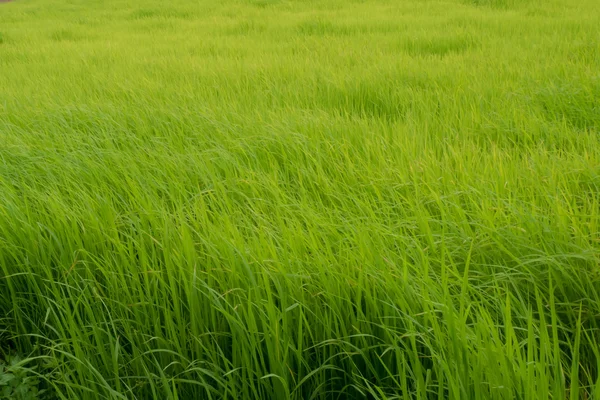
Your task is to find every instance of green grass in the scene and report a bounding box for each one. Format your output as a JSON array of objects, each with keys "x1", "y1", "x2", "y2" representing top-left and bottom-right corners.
[{"x1": 1, "y1": 0, "x2": 599, "y2": 398}]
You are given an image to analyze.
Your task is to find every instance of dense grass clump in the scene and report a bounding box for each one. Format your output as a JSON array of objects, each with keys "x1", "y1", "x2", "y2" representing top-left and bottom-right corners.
[{"x1": 1, "y1": 0, "x2": 599, "y2": 398}]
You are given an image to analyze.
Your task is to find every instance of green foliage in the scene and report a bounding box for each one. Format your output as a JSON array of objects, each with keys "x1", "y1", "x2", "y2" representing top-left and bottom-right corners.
[
  {"x1": 0, "y1": 355, "x2": 47, "y2": 400},
  {"x1": 0, "y1": 0, "x2": 599, "y2": 398}
]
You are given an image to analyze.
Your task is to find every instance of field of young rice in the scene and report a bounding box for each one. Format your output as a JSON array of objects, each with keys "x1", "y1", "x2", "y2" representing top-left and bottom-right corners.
[{"x1": 1, "y1": 0, "x2": 599, "y2": 398}]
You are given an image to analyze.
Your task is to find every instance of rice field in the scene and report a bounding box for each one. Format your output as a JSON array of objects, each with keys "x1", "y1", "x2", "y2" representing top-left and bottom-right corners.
[{"x1": 1, "y1": 0, "x2": 599, "y2": 398}]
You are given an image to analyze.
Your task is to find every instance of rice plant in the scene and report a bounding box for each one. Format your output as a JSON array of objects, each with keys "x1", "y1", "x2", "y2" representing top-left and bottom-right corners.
[{"x1": 0, "y1": 0, "x2": 599, "y2": 398}]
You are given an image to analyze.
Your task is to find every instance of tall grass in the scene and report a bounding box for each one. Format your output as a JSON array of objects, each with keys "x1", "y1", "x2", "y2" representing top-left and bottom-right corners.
[{"x1": 0, "y1": 0, "x2": 599, "y2": 398}]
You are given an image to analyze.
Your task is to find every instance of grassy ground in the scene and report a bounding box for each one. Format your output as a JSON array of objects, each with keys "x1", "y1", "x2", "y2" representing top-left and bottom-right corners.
[{"x1": 1, "y1": 0, "x2": 599, "y2": 398}]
